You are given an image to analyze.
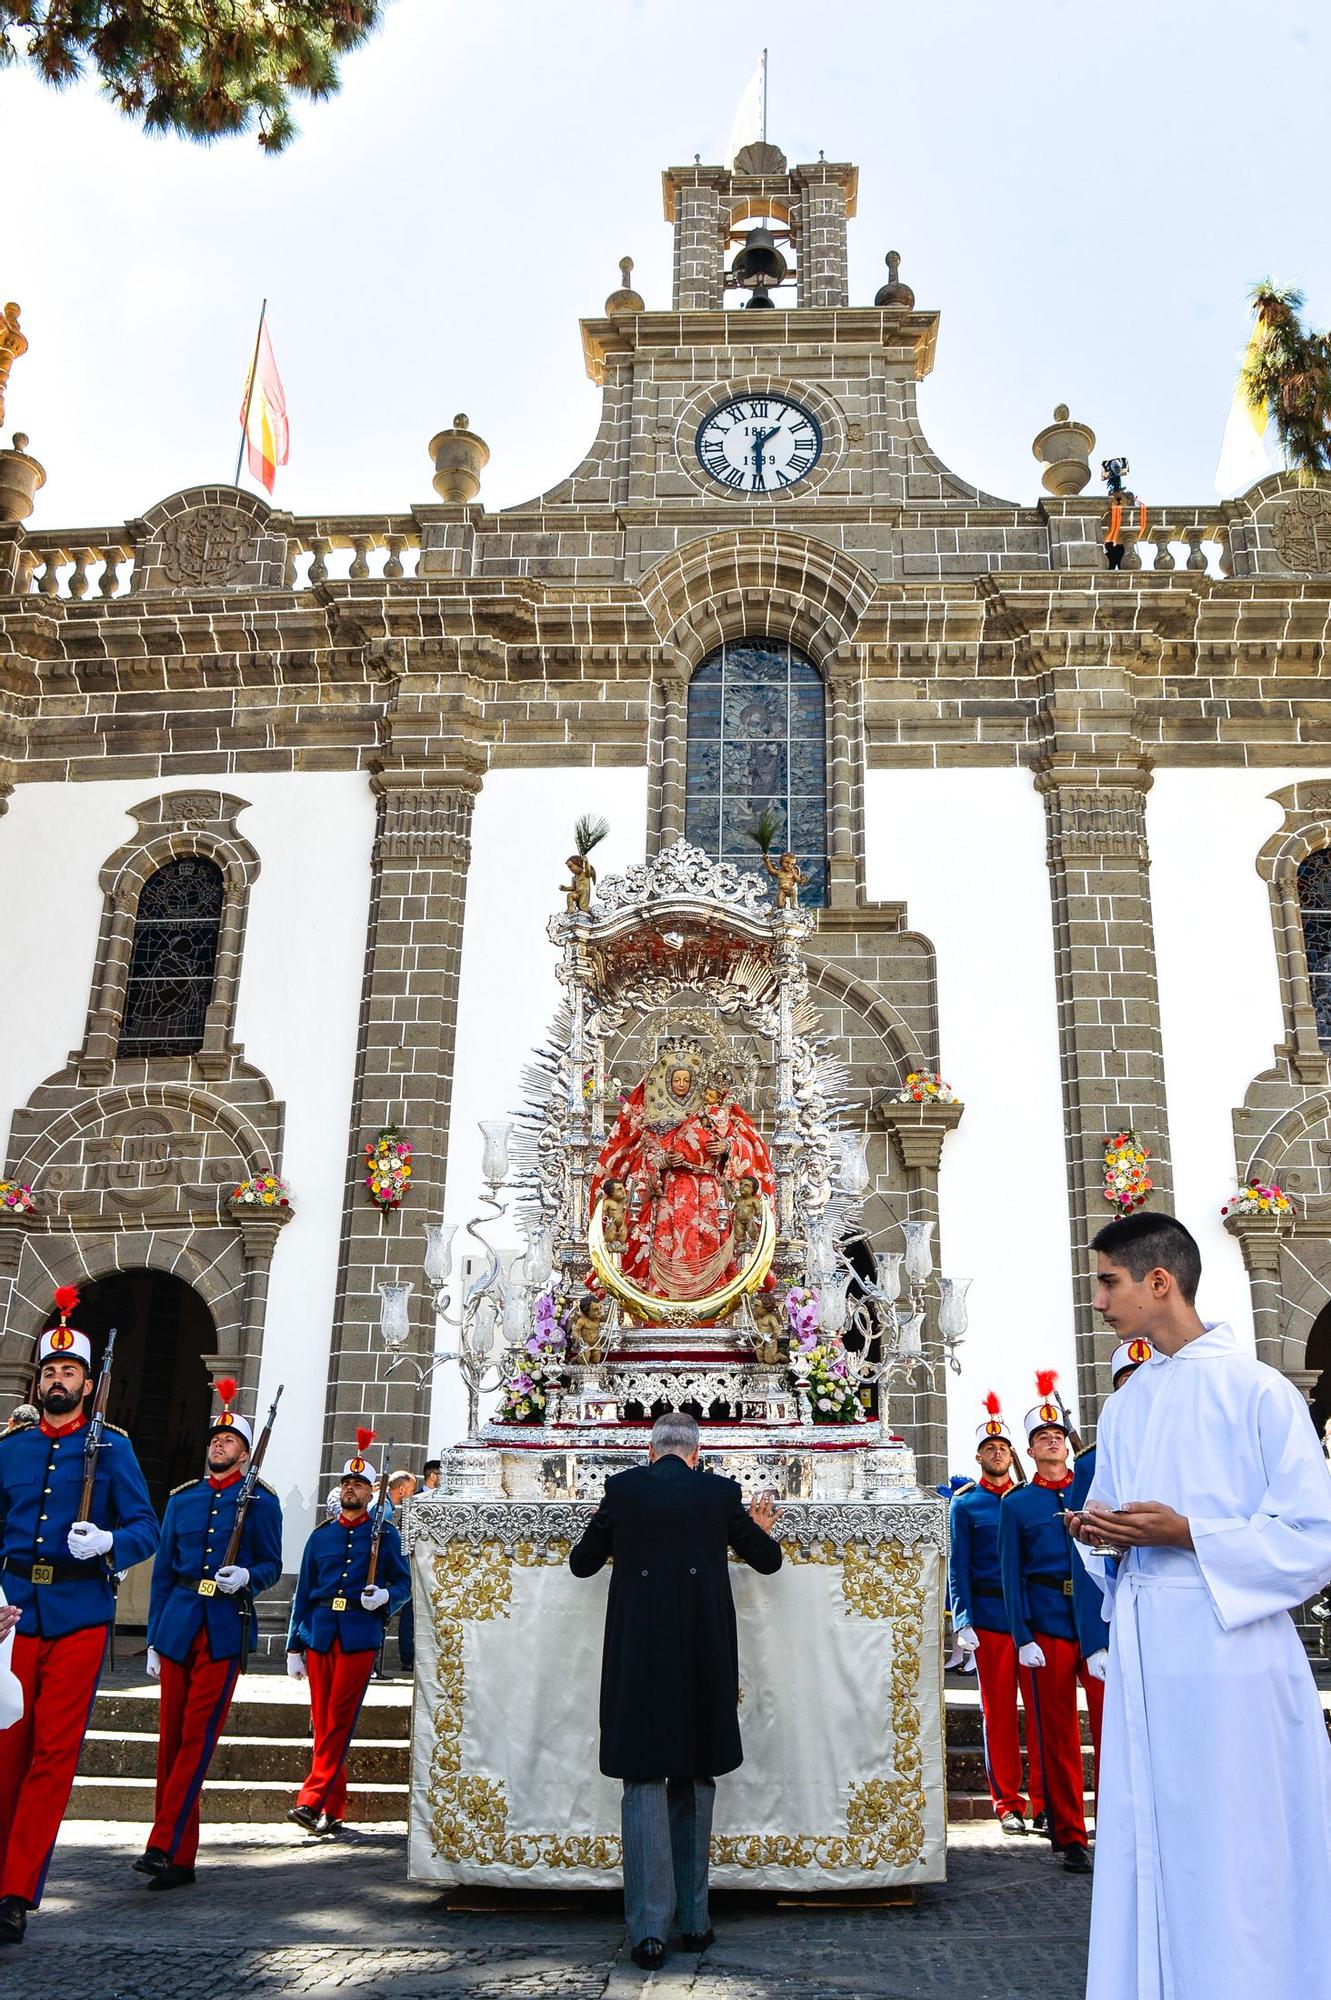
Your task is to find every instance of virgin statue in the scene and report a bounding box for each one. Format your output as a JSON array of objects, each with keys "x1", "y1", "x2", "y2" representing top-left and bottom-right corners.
[{"x1": 589, "y1": 1038, "x2": 775, "y2": 1302}]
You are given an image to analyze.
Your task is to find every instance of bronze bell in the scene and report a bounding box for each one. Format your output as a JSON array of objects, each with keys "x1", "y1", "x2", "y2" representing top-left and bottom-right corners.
[{"x1": 731, "y1": 224, "x2": 787, "y2": 294}]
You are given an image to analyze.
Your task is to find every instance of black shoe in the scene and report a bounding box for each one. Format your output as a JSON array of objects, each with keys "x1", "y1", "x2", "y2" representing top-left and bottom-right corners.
[
  {"x1": 998, "y1": 1812, "x2": 1027, "y2": 1836},
  {"x1": 0, "y1": 1895, "x2": 27, "y2": 1944},
  {"x1": 133, "y1": 1847, "x2": 170, "y2": 1877},
  {"x1": 1062, "y1": 1843, "x2": 1092, "y2": 1875},
  {"x1": 314, "y1": 1813, "x2": 343, "y2": 1838},
  {"x1": 630, "y1": 1938, "x2": 666, "y2": 1970},
  {"x1": 681, "y1": 1927, "x2": 715, "y2": 1951},
  {"x1": 146, "y1": 1864, "x2": 196, "y2": 1893},
  {"x1": 1030, "y1": 1811, "x2": 1050, "y2": 1836},
  {"x1": 286, "y1": 1804, "x2": 321, "y2": 1834}
]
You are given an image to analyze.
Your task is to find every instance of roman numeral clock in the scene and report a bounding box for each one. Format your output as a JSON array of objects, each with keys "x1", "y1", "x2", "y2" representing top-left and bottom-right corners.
[{"x1": 694, "y1": 395, "x2": 823, "y2": 494}]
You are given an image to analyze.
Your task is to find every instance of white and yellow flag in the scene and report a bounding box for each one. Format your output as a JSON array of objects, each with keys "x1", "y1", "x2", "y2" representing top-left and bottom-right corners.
[
  {"x1": 1214, "y1": 320, "x2": 1278, "y2": 497},
  {"x1": 727, "y1": 50, "x2": 767, "y2": 166}
]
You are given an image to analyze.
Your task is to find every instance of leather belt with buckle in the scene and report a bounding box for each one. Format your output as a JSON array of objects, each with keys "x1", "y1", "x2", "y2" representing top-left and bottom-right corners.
[
  {"x1": 197, "y1": 1579, "x2": 218, "y2": 1597},
  {"x1": 31, "y1": 1563, "x2": 54, "y2": 1586},
  {"x1": 330, "y1": 1595, "x2": 348, "y2": 1612}
]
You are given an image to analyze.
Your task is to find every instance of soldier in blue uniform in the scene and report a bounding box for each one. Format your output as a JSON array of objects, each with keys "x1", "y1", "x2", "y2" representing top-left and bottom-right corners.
[
  {"x1": 285, "y1": 1430, "x2": 410, "y2": 1835},
  {"x1": 998, "y1": 1371, "x2": 1095, "y2": 1876},
  {"x1": 1066, "y1": 1337, "x2": 1151, "y2": 1786},
  {"x1": 0, "y1": 1289, "x2": 158, "y2": 1945},
  {"x1": 948, "y1": 1393, "x2": 1042, "y2": 1834},
  {"x1": 138, "y1": 1377, "x2": 283, "y2": 1890}
]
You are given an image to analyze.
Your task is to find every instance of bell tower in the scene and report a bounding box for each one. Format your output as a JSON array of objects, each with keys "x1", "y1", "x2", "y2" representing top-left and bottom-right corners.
[{"x1": 662, "y1": 142, "x2": 858, "y2": 311}]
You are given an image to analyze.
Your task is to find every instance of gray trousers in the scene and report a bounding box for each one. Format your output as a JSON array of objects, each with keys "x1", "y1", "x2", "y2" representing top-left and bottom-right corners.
[{"x1": 620, "y1": 1777, "x2": 716, "y2": 1943}]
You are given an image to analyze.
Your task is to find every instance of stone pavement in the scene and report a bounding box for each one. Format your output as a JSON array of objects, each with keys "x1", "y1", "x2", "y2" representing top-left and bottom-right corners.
[{"x1": 2, "y1": 1819, "x2": 1092, "y2": 2000}]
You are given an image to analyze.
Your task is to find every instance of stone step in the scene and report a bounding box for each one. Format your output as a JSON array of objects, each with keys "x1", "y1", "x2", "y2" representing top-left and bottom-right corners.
[
  {"x1": 67, "y1": 1776, "x2": 409, "y2": 1823},
  {"x1": 79, "y1": 1729, "x2": 409, "y2": 1785},
  {"x1": 90, "y1": 1683, "x2": 411, "y2": 1743}
]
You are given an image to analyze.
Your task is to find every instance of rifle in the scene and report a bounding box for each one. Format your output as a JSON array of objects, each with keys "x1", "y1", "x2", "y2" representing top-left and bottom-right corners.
[
  {"x1": 1055, "y1": 1390, "x2": 1085, "y2": 1459},
  {"x1": 365, "y1": 1452, "x2": 394, "y2": 1677},
  {"x1": 1008, "y1": 1440, "x2": 1029, "y2": 1487},
  {"x1": 217, "y1": 1384, "x2": 284, "y2": 1673},
  {"x1": 78, "y1": 1326, "x2": 118, "y2": 1524}
]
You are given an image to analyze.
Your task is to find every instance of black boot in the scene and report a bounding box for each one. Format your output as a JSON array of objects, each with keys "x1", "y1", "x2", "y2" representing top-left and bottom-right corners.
[
  {"x1": 631, "y1": 1938, "x2": 666, "y2": 1970},
  {"x1": 133, "y1": 1847, "x2": 170, "y2": 1877},
  {"x1": 1062, "y1": 1843, "x2": 1092, "y2": 1875},
  {"x1": 146, "y1": 1864, "x2": 196, "y2": 1892},
  {"x1": 0, "y1": 1895, "x2": 28, "y2": 1945},
  {"x1": 680, "y1": 1927, "x2": 715, "y2": 1950},
  {"x1": 286, "y1": 1804, "x2": 321, "y2": 1834}
]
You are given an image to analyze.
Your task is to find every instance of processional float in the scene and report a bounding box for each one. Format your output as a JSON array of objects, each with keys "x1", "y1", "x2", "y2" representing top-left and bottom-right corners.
[{"x1": 401, "y1": 839, "x2": 949, "y2": 1895}]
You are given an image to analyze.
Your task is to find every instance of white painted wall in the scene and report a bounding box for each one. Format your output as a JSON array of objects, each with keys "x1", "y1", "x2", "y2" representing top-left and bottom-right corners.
[
  {"x1": 0, "y1": 774, "x2": 374, "y2": 1568},
  {"x1": 427, "y1": 768, "x2": 649, "y2": 1449},
  {"x1": 864, "y1": 770, "x2": 1078, "y2": 1474},
  {"x1": 1147, "y1": 768, "x2": 1319, "y2": 1353}
]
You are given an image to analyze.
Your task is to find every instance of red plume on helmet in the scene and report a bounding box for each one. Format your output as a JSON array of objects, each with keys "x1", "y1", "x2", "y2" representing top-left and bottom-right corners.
[
  {"x1": 215, "y1": 1376, "x2": 237, "y2": 1408},
  {"x1": 1035, "y1": 1369, "x2": 1058, "y2": 1398},
  {"x1": 355, "y1": 1426, "x2": 376, "y2": 1453},
  {"x1": 983, "y1": 1391, "x2": 1002, "y2": 1417},
  {"x1": 53, "y1": 1285, "x2": 80, "y2": 1321}
]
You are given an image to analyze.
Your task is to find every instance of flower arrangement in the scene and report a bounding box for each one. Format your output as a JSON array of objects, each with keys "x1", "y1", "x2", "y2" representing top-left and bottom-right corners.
[
  {"x1": 1222, "y1": 1179, "x2": 1295, "y2": 1221},
  {"x1": 497, "y1": 1288, "x2": 568, "y2": 1423},
  {"x1": 895, "y1": 1071, "x2": 958, "y2": 1106},
  {"x1": 230, "y1": 1174, "x2": 290, "y2": 1210},
  {"x1": 784, "y1": 1286, "x2": 866, "y2": 1425},
  {"x1": 365, "y1": 1126, "x2": 412, "y2": 1210},
  {"x1": 0, "y1": 1180, "x2": 35, "y2": 1216},
  {"x1": 1103, "y1": 1130, "x2": 1152, "y2": 1213}
]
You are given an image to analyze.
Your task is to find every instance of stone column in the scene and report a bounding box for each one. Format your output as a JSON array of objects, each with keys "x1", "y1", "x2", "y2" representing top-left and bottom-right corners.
[
  {"x1": 825, "y1": 653, "x2": 862, "y2": 908},
  {"x1": 319, "y1": 726, "x2": 486, "y2": 1477},
  {"x1": 1224, "y1": 1213, "x2": 1285, "y2": 1366},
  {"x1": 796, "y1": 178, "x2": 850, "y2": 308},
  {"x1": 1033, "y1": 684, "x2": 1172, "y2": 1425},
  {"x1": 876, "y1": 1100, "x2": 964, "y2": 1490},
  {"x1": 231, "y1": 1208, "x2": 292, "y2": 1392},
  {"x1": 651, "y1": 650, "x2": 691, "y2": 852},
  {"x1": 671, "y1": 184, "x2": 724, "y2": 309}
]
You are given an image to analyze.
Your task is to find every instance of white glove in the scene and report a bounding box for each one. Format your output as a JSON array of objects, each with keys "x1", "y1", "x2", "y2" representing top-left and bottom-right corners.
[
  {"x1": 360, "y1": 1584, "x2": 389, "y2": 1612},
  {"x1": 145, "y1": 1646, "x2": 162, "y2": 1680},
  {"x1": 286, "y1": 1651, "x2": 307, "y2": 1681},
  {"x1": 214, "y1": 1565, "x2": 249, "y2": 1596},
  {"x1": 1018, "y1": 1641, "x2": 1046, "y2": 1670},
  {"x1": 955, "y1": 1625, "x2": 979, "y2": 1655},
  {"x1": 67, "y1": 1520, "x2": 114, "y2": 1560},
  {"x1": 1085, "y1": 1648, "x2": 1109, "y2": 1681}
]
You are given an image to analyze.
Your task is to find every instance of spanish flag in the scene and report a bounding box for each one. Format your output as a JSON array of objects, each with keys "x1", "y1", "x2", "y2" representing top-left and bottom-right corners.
[
  {"x1": 238, "y1": 311, "x2": 289, "y2": 495},
  {"x1": 1214, "y1": 317, "x2": 1277, "y2": 497}
]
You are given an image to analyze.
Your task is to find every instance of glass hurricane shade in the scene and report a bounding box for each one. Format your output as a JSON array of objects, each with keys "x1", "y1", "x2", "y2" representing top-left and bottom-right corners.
[
  {"x1": 524, "y1": 1223, "x2": 555, "y2": 1288},
  {"x1": 471, "y1": 1295, "x2": 498, "y2": 1359},
  {"x1": 874, "y1": 1251, "x2": 903, "y2": 1303},
  {"x1": 835, "y1": 1131, "x2": 871, "y2": 1197},
  {"x1": 424, "y1": 1223, "x2": 456, "y2": 1288},
  {"x1": 938, "y1": 1276, "x2": 971, "y2": 1341},
  {"x1": 818, "y1": 1270, "x2": 853, "y2": 1335},
  {"x1": 378, "y1": 1281, "x2": 413, "y2": 1351},
  {"x1": 897, "y1": 1310, "x2": 925, "y2": 1359},
  {"x1": 807, "y1": 1222, "x2": 840, "y2": 1287},
  {"x1": 478, "y1": 1120, "x2": 512, "y2": 1186},
  {"x1": 501, "y1": 1284, "x2": 530, "y2": 1348},
  {"x1": 902, "y1": 1220, "x2": 935, "y2": 1284}
]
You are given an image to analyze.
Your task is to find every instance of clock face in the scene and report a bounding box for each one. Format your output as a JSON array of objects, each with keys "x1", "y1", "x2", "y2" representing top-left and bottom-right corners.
[{"x1": 694, "y1": 395, "x2": 823, "y2": 494}]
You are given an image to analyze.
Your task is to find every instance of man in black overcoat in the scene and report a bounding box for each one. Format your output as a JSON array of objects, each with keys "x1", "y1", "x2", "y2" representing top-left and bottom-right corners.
[{"x1": 569, "y1": 1410, "x2": 782, "y2": 1971}]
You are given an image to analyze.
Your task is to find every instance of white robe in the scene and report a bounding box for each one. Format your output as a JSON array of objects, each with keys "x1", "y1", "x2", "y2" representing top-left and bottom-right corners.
[
  {"x1": 0, "y1": 1585, "x2": 22, "y2": 1731},
  {"x1": 1079, "y1": 1322, "x2": 1331, "y2": 2000}
]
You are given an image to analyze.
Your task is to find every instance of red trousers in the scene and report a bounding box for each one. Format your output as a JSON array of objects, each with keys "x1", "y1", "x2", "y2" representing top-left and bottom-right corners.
[
  {"x1": 973, "y1": 1627, "x2": 1045, "y2": 1819},
  {"x1": 0, "y1": 1623, "x2": 108, "y2": 1906},
  {"x1": 296, "y1": 1639, "x2": 375, "y2": 1820},
  {"x1": 149, "y1": 1628, "x2": 240, "y2": 1867},
  {"x1": 1022, "y1": 1631, "x2": 1098, "y2": 1849}
]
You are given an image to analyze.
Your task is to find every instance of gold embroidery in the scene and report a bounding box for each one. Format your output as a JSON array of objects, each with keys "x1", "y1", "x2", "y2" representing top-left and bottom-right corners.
[{"x1": 424, "y1": 1533, "x2": 931, "y2": 1876}]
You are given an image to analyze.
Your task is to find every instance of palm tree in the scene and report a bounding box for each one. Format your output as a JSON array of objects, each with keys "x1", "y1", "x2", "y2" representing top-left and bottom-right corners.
[{"x1": 1242, "y1": 284, "x2": 1331, "y2": 482}]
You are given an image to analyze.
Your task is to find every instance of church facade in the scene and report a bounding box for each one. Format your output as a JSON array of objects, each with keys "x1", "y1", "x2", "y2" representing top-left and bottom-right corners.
[{"x1": 2, "y1": 141, "x2": 1330, "y2": 1567}]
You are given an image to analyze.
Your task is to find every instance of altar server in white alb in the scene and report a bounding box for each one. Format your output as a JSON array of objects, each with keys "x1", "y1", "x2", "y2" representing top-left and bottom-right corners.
[{"x1": 1068, "y1": 1211, "x2": 1331, "y2": 2000}]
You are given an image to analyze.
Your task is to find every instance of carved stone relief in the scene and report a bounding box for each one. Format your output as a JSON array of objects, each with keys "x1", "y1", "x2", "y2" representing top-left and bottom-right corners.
[
  {"x1": 157, "y1": 507, "x2": 255, "y2": 588},
  {"x1": 1272, "y1": 492, "x2": 1331, "y2": 574}
]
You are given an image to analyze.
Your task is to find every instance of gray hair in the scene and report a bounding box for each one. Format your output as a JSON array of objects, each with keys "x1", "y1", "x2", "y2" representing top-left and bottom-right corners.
[
  {"x1": 650, "y1": 1411, "x2": 700, "y2": 1460},
  {"x1": 6, "y1": 1404, "x2": 38, "y2": 1432}
]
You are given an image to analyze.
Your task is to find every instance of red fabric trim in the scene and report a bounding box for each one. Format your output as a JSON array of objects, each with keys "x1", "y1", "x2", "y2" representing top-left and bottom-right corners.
[
  {"x1": 207, "y1": 1470, "x2": 245, "y2": 1492},
  {"x1": 1032, "y1": 1471, "x2": 1074, "y2": 1491},
  {"x1": 38, "y1": 1412, "x2": 88, "y2": 1440}
]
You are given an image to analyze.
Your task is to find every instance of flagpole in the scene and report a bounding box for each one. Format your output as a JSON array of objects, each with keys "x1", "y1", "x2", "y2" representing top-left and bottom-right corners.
[
  {"x1": 233, "y1": 298, "x2": 268, "y2": 488},
  {"x1": 761, "y1": 48, "x2": 768, "y2": 143}
]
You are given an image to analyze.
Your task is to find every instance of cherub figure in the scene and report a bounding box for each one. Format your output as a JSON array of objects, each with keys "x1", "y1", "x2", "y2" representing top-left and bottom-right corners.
[
  {"x1": 599, "y1": 1177, "x2": 629, "y2": 1253},
  {"x1": 569, "y1": 1292, "x2": 606, "y2": 1365},
  {"x1": 749, "y1": 1289, "x2": 784, "y2": 1365},
  {"x1": 763, "y1": 849, "x2": 807, "y2": 910},
  {"x1": 562, "y1": 853, "x2": 596, "y2": 914},
  {"x1": 729, "y1": 1174, "x2": 764, "y2": 1256}
]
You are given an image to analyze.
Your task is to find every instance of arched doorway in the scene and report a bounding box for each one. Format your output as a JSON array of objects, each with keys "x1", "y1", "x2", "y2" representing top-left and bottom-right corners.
[
  {"x1": 1307, "y1": 1301, "x2": 1331, "y2": 1442},
  {"x1": 41, "y1": 1270, "x2": 215, "y2": 1630}
]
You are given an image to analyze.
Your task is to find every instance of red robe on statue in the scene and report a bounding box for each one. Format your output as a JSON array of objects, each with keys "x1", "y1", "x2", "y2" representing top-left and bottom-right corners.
[{"x1": 590, "y1": 1073, "x2": 775, "y2": 1301}]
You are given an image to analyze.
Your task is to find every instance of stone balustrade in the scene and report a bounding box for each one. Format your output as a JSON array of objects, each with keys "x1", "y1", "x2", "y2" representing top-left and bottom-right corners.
[{"x1": 12, "y1": 514, "x2": 423, "y2": 599}]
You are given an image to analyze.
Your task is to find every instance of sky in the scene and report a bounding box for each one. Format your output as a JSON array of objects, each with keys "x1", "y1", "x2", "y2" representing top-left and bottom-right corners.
[{"x1": 3, "y1": 0, "x2": 1329, "y2": 529}]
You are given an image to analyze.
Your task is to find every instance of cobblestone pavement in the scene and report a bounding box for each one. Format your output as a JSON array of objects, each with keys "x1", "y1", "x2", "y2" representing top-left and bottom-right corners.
[{"x1": 1, "y1": 1820, "x2": 1091, "y2": 1999}]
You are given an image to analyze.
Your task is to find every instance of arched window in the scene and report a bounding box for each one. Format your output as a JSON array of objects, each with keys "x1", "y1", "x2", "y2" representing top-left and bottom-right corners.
[
  {"x1": 684, "y1": 638, "x2": 826, "y2": 905},
  {"x1": 1298, "y1": 848, "x2": 1331, "y2": 1051},
  {"x1": 118, "y1": 858, "x2": 225, "y2": 1058}
]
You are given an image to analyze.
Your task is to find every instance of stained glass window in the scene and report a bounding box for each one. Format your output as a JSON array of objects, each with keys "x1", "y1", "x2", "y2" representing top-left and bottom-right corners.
[
  {"x1": 685, "y1": 639, "x2": 827, "y2": 906},
  {"x1": 1299, "y1": 848, "x2": 1331, "y2": 1051},
  {"x1": 118, "y1": 858, "x2": 225, "y2": 1059}
]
